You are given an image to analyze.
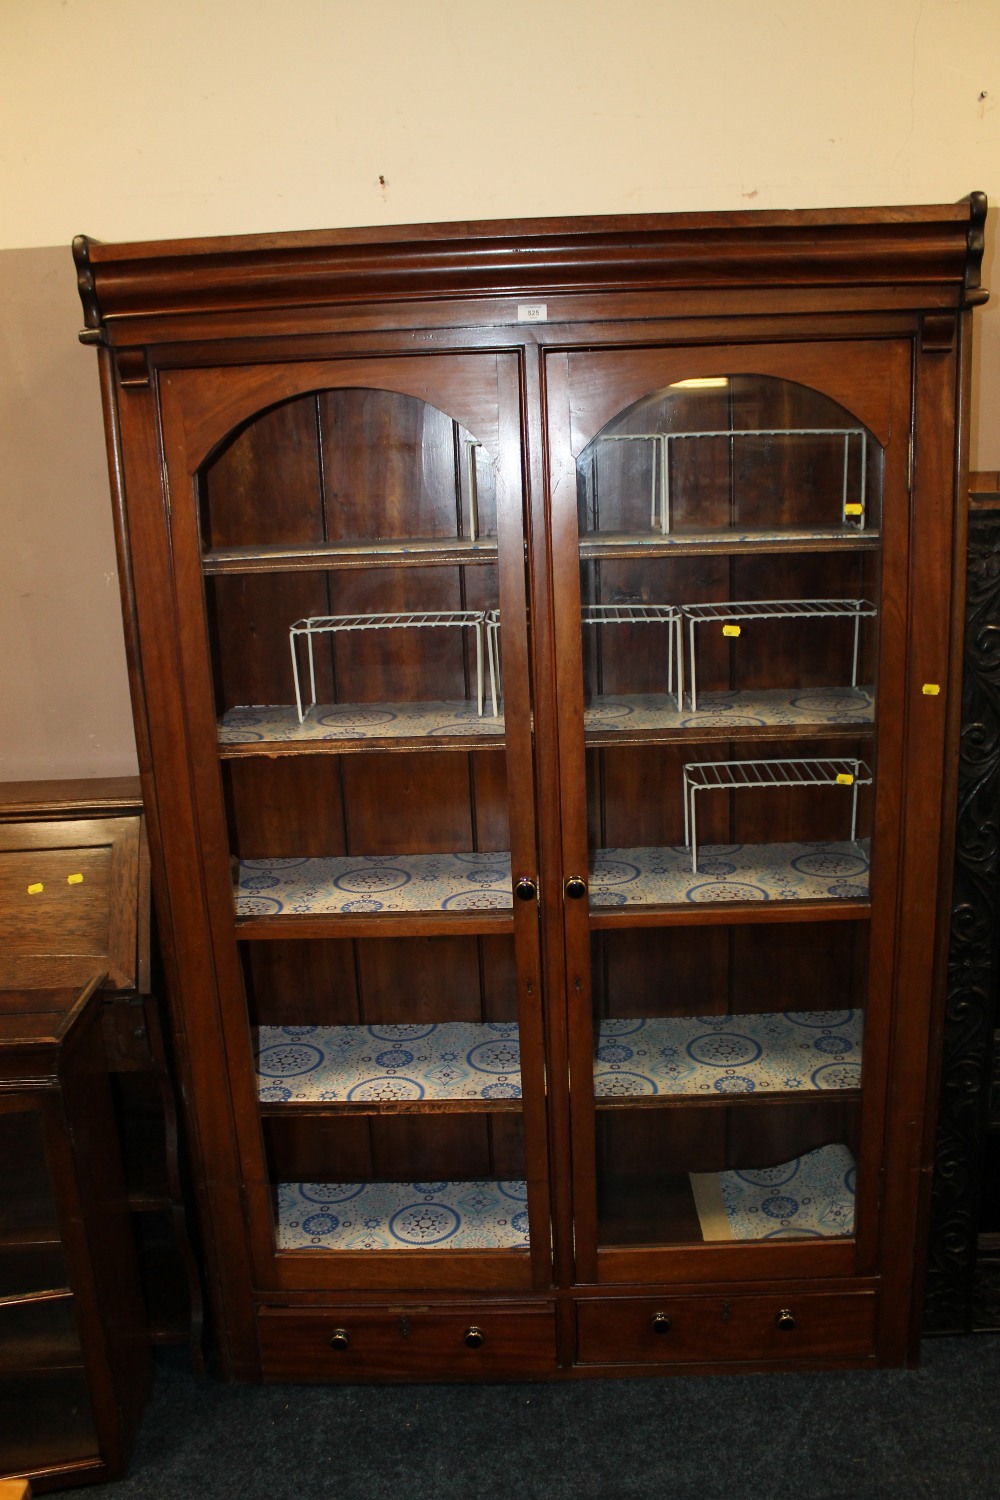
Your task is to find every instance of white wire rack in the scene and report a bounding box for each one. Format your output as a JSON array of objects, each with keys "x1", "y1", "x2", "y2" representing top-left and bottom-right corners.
[
  {"x1": 682, "y1": 756, "x2": 874, "y2": 873},
  {"x1": 682, "y1": 598, "x2": 876, "y2": 711},
  {"x1": 463, "y1": 438, "x2": 482, "y2": 542},
  {"x1": 581, "y1": 602, "x2": 684, "y2": 705},
  {"x1": 585, "y1": 426, "x2": 869, "y2": 535},
  {"x1": 289, "y1": 611, "x2": 500, "y2": 723},
  {"x1": 485, "y1": 608, "x2": 501, "y2": 716}
]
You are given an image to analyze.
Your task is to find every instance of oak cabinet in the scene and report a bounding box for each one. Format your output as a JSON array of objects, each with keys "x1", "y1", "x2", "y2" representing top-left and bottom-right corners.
[{"x1": 76, "y1": 196, "x2": 987, "y2": 1378}]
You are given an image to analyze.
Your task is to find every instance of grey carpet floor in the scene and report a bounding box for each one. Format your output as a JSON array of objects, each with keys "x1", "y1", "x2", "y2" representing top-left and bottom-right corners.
[{"x1": 61, "y1": 1335, "x2": 999, "y2": 1500}]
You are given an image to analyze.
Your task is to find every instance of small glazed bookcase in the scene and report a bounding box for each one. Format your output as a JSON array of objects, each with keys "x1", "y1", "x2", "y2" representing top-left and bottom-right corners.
[{"x1": 76, "y1": 196, "x2": 987, "y2": 1379}]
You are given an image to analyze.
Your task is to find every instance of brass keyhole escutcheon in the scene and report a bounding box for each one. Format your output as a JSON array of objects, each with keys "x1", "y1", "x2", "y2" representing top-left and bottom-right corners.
[
  {"x1": 776, "y1": 1308, "x2": 796, "y2": 1332},
  {"x1": 464, "y1": 1325, "x2": 485, "y2": 1348},
  {"x1": 565, "y1": 876, "x2": 587, "y2": 899},
  {"x1": 329, "y1": 1328, "x2": 350, "y2": 1350},
  {"x1": 649, "y1": 1311, "x2": 672, "y2": 1335}
]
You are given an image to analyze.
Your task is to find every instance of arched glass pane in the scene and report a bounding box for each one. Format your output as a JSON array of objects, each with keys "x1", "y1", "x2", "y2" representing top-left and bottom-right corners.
[{"x1": 575, "y1": 373, "x2": 882, "y2": 1252}]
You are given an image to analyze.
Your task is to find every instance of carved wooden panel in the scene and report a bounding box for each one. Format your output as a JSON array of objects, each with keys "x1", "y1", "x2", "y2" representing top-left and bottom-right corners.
[{"x1": 925, "y1": 501, "x2": 1000, "y2": 1332}]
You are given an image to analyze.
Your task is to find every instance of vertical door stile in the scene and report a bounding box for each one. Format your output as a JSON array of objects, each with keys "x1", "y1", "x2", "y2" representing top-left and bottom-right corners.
[
  {"x1": 545, "y1": 350, "x2": 602, "y2": 1284},
  {"x1": 495, "y1": 352, "x2": 551, "y2": 1288}
]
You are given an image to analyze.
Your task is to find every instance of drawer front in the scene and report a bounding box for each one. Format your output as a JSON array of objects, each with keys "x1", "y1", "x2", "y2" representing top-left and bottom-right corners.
[
  {"x1": 258, "y1": 1302, "x2": 558, "y2": 1381},
  {"x1": 576, "y1": 1290, "x2": 876, "y2": 1366}
]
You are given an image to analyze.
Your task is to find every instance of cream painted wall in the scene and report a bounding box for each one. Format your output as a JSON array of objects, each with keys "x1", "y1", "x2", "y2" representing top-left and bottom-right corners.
[
  {"x1": 4, "y1": 0, "x2": 1000, "y2": 243},
  {"x1": 2, "y1": 0, "x2": 999, "y2": 778},
  {"x1": 0, "y1": 246, "x2": 138, "y2": 778}
]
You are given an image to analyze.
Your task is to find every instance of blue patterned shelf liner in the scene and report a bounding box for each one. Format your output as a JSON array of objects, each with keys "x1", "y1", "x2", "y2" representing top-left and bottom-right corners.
[
  {"x1": 254, "y1": 1012, "x2": 861, "y2": 1106},
  {"x1": 220, "y1": 701, "x2": 504, "y2": 744},
  {"x1": 219, "y1": 686, "x2": 875, "y2": 747},
  {"x1": 256, "y1": 1022, "x2": 522, "y2": 1104},
  {"x1": 590, "y1": 842, "x2": 870, "y2": 906},
  {"x1": 276, "y1": 1179, "x2": 530, "y2": 1251},
  {"x1": 235, "y1": 841, "x2": 869, "y2": 917},
  {"x1": 690, "y1": 1143, "x2": 856, "y2": 1241},
  {"x1": 594, "y1": 1010, "x2": 863, "y2": 1098},
  {"x1": 235, "y1": 851, "x2": 514, "y2": 917},
  {"x1": 584, "y1": 687, "x2": 874, "y2": 732}
]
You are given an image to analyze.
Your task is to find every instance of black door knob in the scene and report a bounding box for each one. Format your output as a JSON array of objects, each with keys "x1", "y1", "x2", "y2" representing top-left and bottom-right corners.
[
  {"x1": 565, "y1": 876, "x2": 587, "y2": 899},
  {"x1": 776, "y1": 1308, "x2": 796, "y2": 1332},
  {"x1": 329, "y1": 1328, "x2": 350, "y2": 1350},
  {"x1": 464, "y1": 1325, "x2": 485, "y2": 1348},
  {"x1": 515, "y1": 877, "x2": 537, "y2": 902},
  {"x1": 650, "y1": 1311, "x2": 672, "y2": 1335}
]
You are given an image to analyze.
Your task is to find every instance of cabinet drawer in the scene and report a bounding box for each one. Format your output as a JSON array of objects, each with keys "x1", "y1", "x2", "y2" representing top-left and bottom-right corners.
[
  {"x1": 576, "y1": 1290, "x2": 876, "y2": 1367},
  {"x1": 258, "y1": 1302, "x2": 557, "y2": 1381}
]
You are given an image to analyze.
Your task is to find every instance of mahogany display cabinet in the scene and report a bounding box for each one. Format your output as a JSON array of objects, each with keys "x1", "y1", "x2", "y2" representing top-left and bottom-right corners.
[{"x1": 75, "y1": 196, "x2": 988, "y2": 1380}]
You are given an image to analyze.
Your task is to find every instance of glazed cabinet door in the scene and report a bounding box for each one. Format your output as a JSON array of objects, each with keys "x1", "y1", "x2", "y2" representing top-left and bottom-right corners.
[
  {"x1": 545, "y1": 339, "x2": 916, "y2": 1287},
  {"x1": 153, "y1": 353, "x2": 549, "y2": 1295}
]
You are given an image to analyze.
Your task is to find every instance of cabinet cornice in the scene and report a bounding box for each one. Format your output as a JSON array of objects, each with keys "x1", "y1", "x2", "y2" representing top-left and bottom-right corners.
[{"x1": 74, "y1": 196, "x2": 988, "y2": 347}]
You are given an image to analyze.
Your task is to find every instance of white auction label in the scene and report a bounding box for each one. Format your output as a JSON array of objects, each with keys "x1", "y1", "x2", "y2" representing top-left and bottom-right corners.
[{"x1": 517, "y1": 303, "x2": 548, "y2": 322}]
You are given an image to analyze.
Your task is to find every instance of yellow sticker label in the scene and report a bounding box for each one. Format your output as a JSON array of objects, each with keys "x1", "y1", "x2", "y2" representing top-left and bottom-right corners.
[
  {"x1": 27, "y1": 882, "x2": 44, "y2": 895},
  {"x1": 836, "y1": 773, "x2": 855, "y2": 785},
  {"x1": 844, "y1": 503, "x2": 863, "y2": 516},
  {"x1": 922, "y1": 683, "x2": 941, "y2": 696},
  {"x1": 67, "y1": 873, "x2": 84, "y2": 885},
  {"x1": 722, "y1": 624, "x2": 741, "y2": 637}
]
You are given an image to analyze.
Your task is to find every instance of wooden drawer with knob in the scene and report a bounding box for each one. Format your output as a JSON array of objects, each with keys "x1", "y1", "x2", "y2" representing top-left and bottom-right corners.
[
  {"x1": 257, "y1": 1302, "x2": 558, "y2": 1381},
  {"x1": 575, "y1": 1290, "x2": 877, "y2": 1368}
]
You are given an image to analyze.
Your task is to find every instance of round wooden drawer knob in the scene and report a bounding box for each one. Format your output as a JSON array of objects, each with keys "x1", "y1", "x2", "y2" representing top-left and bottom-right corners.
[
  {"x1": 649, "y1": 1311, "x2": 672, "y2": 1335},
  {"x1": 776, "y1": 1308, "x2": 796, "y2": 1332},
  {"x1": 464, "y1": 1325, "x2": 486, "y2": 1348},
  {"x1": 329, "y1": 1328, "x2": 351, "y2": 1350}
]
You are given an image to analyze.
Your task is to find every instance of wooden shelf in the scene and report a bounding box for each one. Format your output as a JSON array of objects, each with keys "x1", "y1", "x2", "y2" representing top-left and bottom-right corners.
[
  {"x1": 219, "y1": 700, "x2": 506, "y2": 756},
  {"x1": 579, "y1": 527, "x2": 880, "y2": 561},
  {"x1": 276, "y1": 1180, "x2": 530, "y2": 1251},
  {"x1": 256, "y1": 1021, "x2": 522, "y2": 1113},
  {"x1": 589, "y1": 842, "x2": 870, "y2": 919},
  {"x1": 236, "y1": 909, "x2": 515, "y2": 940},
  {"x1": 203, "y1": 536, "x2": 500, "y2": 575},
  {"x1": 594, "y1": 1011, "x2": 862, "y2": 1104},
  {"x1": 235, "y1": 851, "x2": 514, "y2": 920},
  {"x1": 582, "y1": 688, "x2": 874, "y2": 746},
  {"x1": 254, "y1": 1013, "x2": 860, "y2": 1114},
  {"x1": 218, "y1": 688, "x2": 873, "y2": 757}
]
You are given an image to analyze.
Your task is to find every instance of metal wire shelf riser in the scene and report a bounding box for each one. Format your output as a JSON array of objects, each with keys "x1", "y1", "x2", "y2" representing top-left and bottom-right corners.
[
  {"x1": 682, "y1": 755, "x2": 874, "y2": 873},
  {"x1": 289, "y1": 611, "x2": 499, "y2": 723},
  {"x1": 584, "y1": 425, "x2": 869, "y2": 535}
]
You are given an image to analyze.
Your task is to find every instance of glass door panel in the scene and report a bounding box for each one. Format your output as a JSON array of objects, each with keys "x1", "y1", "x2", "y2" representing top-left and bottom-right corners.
[
  {"x1": 549, "y1": 352, "x2": 903, "y2": 1277},
  {"x1": 591, "y1": 921, "x2": 867, "y2": 1247},
  {"x1": 175, "y1": 359, "x2": 545, "y2": 1286},
  {"x1": 248, "y1": 932, "x2": 528, "y2": 1254}
]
